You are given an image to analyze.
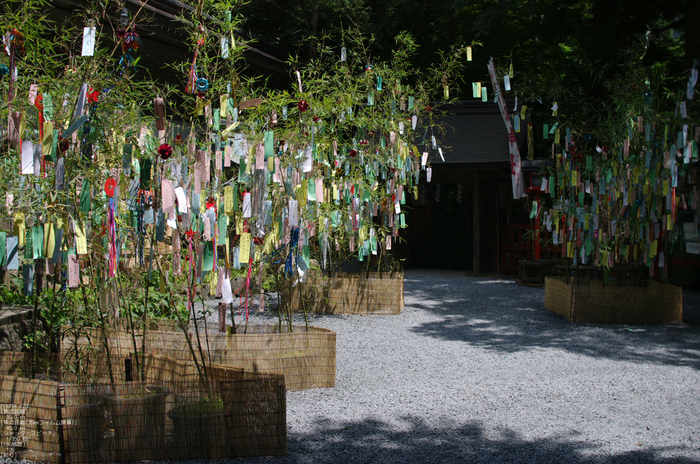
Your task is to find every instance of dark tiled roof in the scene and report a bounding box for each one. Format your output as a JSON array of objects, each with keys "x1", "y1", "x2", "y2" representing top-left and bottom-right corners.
[{"x1": 428, "y1": 100, "x2": 525, "y2": 165}]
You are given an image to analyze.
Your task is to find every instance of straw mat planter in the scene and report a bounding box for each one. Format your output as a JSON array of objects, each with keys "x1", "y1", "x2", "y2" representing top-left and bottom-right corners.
[
  {"x1": 283, "y1": 272, "x2": 404, "y2": 315},
  {"x1": 544, "y1": 276, "x2": 683, "y2": 324},
  {"x1": 65, "y1": 323, "x2": 336, "y2": 391},
  {"x1": 144, "y1": 326, "x2": 337, "y2": 391},
  {"x1": 0, "y1": 351, "x2": 287, "y2": 462},
  {"x1": 102, "y1": 384, "x2": 169, "y2": 462},
  {"x1": 167, "y1": 399, "x2": 227, "y2": 460}
]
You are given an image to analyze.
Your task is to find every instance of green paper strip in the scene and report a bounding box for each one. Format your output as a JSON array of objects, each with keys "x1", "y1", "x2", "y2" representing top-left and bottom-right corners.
[
  {"x1": 264, "y1": 130, "x2": 274, "y2": 158},
  {"x1": 308, "y1": 179, "x2": 317, "y2": 201},
  {"x1": 302, "y1": 245, "x2": 310, "y2": 268},
  {"x1": 549, "y1": 176, "x2": 555, "y2": 197},
  {"x1": 140, "y1": 159, "x2": 152, "y2": 191},
  {"x1": 49, "y1": 129, "x2": 59, "y2": 162},
  {"x1": 218, "y1": 213, "x2": 228, "y2": 242},
  {"x1": 61, "y1": 115, "x2": 88, "y2": 139},
  {"x1": 24, "y1": 231, "x2": 32, "y2": 260},
  {"x1": 80, "y1": 179, "x2": 91, "y2": 213},
  {"x1": 32, "y1": 225, "x2": 44, "y2": 260},
  {"x1": 239, "y1": 159, "x2": 248, "y2": 182},
  {"x1": 203, "y1": 241, "x2": 214, "y2": 272},
  {"x1": 43, "y1": 93, "x2": 54, "y2": 120}
]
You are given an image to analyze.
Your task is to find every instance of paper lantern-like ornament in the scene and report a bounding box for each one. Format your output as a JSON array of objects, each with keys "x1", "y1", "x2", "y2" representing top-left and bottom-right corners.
[
  {"x1": 158, "y1": 144, "x2": 173, "y2": 160},
  {"x1": 104, "y1": 178, "x2": 117, "y2": 197},
  {"x1": 196, "y1": 77, "x2": 209, "y2": 92}
]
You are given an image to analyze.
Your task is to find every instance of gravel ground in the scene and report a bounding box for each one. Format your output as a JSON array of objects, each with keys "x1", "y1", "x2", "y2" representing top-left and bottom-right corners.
[
  {"x1": 6, "y1": 271, "x2": 698, "y2": 464},
  {"x1": 227, "y1": 270, "x2": 700, "y2": 464}
]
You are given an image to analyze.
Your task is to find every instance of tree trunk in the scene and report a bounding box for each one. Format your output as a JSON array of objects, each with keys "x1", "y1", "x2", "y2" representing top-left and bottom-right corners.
[
  {"x1": 307, "y1": 7, "x2": 318, "y2": 61},
  {"x1": 685, "y1": 0, "x2": 700, "y2": 69}
]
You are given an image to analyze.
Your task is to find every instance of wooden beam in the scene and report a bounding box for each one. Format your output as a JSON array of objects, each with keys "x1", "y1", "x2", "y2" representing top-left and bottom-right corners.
[{"x1": 473, "y1": 171, "x2": 480, "y2": 274}]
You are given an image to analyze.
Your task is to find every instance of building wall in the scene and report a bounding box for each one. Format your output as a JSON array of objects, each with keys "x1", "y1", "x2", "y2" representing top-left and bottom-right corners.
[{"x1": 395, "y1": 164, "x2": 514, "y2": 272}]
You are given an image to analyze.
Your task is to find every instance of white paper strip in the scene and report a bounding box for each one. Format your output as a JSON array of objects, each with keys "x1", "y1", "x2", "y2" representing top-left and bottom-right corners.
[
  {"x1": 221, "y1": 37, "x2": 229, "y2": 58},
  {"x1": 174, "y1": 186, "x2": 188, "y2": 213},
  {"x1": 242, "y1": 192, "x2": 251, "y2": 218},
  {"x1": 302, "y1": 147, "x2": 313, "y2": 172},
  {"x1": 288, "y1": 199, "x2": 299, "y2": 227},
  {"x1": 82, "y1": 27, "x2": 96, "y2": 56},
  {"x1": 22, "y1": 141, "x2": 35, "y2": 175},
  {"x1": 222, "y1": 277, "x2": 233, "y2": 304}
]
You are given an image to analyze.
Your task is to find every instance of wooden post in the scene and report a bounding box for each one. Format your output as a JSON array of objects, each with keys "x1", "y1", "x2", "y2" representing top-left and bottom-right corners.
[
  {"x1": 219, "y1": 302, "x2": 227, "y2": 332},
  {"x1": 535, "y1": 197, "x2": 542, "y2": 260},
  {"x1": 473, "y1": 172, "x2": 480, "y2": 274}
]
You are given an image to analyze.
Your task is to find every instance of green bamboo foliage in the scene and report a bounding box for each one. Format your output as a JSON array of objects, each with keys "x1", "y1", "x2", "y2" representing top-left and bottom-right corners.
[
  {"x1": 493, "y1": 39, "x2": 699, "y2": 281},
  {"x1": 1, "y1": 0, "x2": 465, "y2": 357}
]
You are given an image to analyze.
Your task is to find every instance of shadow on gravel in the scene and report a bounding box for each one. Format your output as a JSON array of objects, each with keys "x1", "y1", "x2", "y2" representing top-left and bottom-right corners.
[
  {"x1": 282, "y1": 415, "x2": 697, "y2": 464},
  {"x1": 406, "y1": 278, "x2": 700, "y2": 370}
]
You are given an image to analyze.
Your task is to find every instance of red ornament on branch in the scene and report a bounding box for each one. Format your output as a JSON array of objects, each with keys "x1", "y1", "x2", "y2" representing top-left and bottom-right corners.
[
  {"x1": 298, "y1": 100, "x2": 309, "y2": 113},
  {"x1": 158, "y1": 143, "x2": 173, "y2": 160},
  {"x1": 58, "y1": 137, "x2": 70, "y2": 153},
  {"x1": 87, "y1": 88, "x2": 100, "y2": 104},
  {"x1": 104, "y1": 178, "x2": 117, "y2": 197}
]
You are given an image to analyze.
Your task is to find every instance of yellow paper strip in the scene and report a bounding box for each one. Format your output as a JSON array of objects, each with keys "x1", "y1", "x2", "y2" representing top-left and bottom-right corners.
[
  {"x1": 209, "y1": 271, "x2": 218, "y2": 295},
  {"x1": 220, "y1": 94, "x2": 228, "y2": 117},
  {"x1": 239, "y1": 232, "x2": 251, "y2": 263},
  {"x1": 14, "y1": 213, "x2": 25, "y2": 247},
  {"x1": 44, "y1": 223, "x2": 55, "y2": 258},
  {"x1": 75, "y1": 222, "x2": 88, "y2": 255},
  {"x1": 224, "y1": 186, "x2": 234, "y2": 215}
]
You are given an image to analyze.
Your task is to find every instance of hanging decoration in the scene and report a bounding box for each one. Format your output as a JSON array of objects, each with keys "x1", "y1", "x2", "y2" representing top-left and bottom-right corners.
[{"x1": 116, "y1": 9, "x2": 140, "y2": 72}]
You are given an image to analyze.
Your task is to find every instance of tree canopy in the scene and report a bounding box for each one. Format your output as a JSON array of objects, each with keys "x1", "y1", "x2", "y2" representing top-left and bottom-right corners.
[{"x1": 242, "y1": 0, "x2": 698, "y2": 103}]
